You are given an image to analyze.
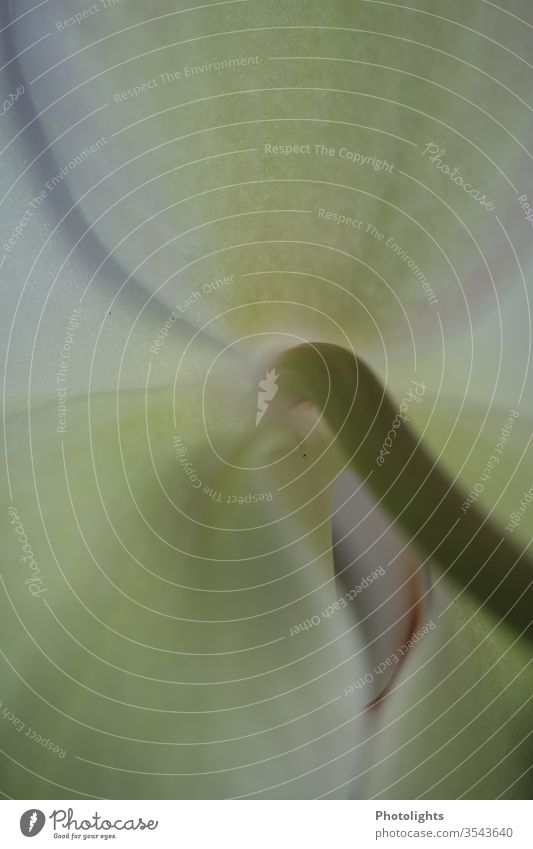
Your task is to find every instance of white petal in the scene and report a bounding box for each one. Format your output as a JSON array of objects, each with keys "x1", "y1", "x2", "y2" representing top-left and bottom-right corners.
[
  {"x1": 11, "y1": 2, "x2": 533, "y2": 357},
  {"x1": 1, "y1": 380, "x2": 374, "y2": 798}
]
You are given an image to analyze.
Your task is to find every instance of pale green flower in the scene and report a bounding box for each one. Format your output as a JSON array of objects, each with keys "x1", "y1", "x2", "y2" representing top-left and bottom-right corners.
[{"x1": 1, "y1": 0, "x2": 532, "y2": 799}]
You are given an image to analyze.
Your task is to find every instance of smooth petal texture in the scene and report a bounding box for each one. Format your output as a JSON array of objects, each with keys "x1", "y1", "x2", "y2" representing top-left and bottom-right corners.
[
  {"x1": 369, "y1": 581, "x2": 532, "y2": 799},
  {"x1": 0, "y1": 83, "x2": 206, "y2": 413},
  {"x1": 1, "y1": 0, "x2": 532, "y2": 802},
  {"x1": 1, "y1": 376, "x2": 379, "y2": 799},
  {"x1": 367, "y1": 396, "x2": 533, "y2": 799},
  {"x1": 0, "y1": 5, "x2": 228, "y2": 413},
  {"x1": 10, "y1": 0, "x2": 533, "y2": 367}
]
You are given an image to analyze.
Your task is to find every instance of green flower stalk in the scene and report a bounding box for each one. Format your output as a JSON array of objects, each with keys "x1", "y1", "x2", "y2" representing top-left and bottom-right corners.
[{"x1": 276, "y1": 343, "x2": 533, "y2": 643}]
